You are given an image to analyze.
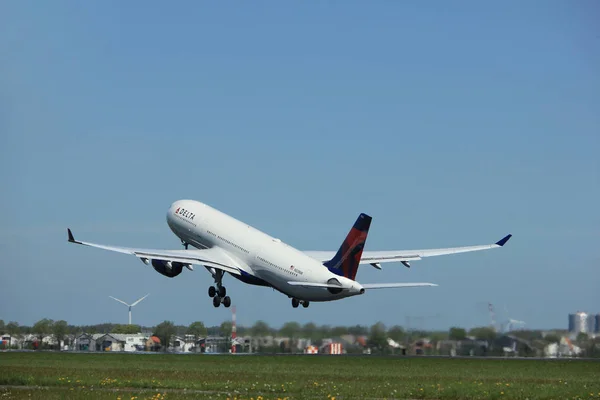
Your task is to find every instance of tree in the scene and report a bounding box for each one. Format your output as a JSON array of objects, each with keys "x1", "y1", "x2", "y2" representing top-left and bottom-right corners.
[
  {"x1": 279, "y1": 322, "x2": 301, "y2": 353},
  {"x1": 53, "y1": 320, "x2": 69, "y2": 351},
  {"x1": 32, "y1": 319, "x2": 54, "y2": 349},
  {"x1": 236, "y1": 325, "x2": 249, "y2": 336},
  {"x1": 0, "y1": 320, "x2": 6, "y2": 349},
  {"x1": 468, "y1": 327, "x2": 497, "y2": 342},
  {"x1": 174, "y1": 324, "x2": 188, "y2": 338},
  {"x1": 588, "y1": 337, "x2": 600, "y2": 358},
  {"x1": 220, "y1": 321, "x2": 232, "y2": 337},
  {"x1": 388, "y1": 325, "x2": 406, "y2": 343},
  {"x1": 19, "y1": 325, "x2": 32, "y2": 335},
  {"x1": 279, "y1": 322, "x2": 301, "y2": 339},
  {"x1": 449, "y1": 327, "x2": 467, "y2": 341},
  {"x1": 187, "y1": 321, "x2": 207, "y2": 340},
  {"x1": 301, "y1": 322, "x2": 317, "y2": 340},
  {"x1": 153, "y1": 321, "x2": 176, "y2": 351},
  {"x1": 112, "y1": 324, "x2": 141, "y2": 334},
  {"x1": 544, "y1": 333, "x2": 561, "y2": 344},
  {"x1": 512, "y1": 330, "x2": 543, "y2": 342},
  {"x1": 347, "y1": 324, "x2": 368, "y2": 337},
  {"x1": 7, "y1": 322, "x2": 20, "y2": 348},
  {"x1": 218, "y1": 321, "x2": 233, "y2": 353},
  {"x1": 576, "y1": 332, "x2": 589, "y2": 344},
  {"x1": 428, "y1": 331, "x2": 449, "y2": 343},
  {"x1": 86, "y1": 326, "x2": 98, "y2": 334},
  {"x1": 68, "y1": 325, "x2": 79, "y2": 335},
  {"x1": 251, "y1": 320, "x2": 272, "y2": 337},
  {"x1": 331, "y1": 326, "x2": 349, "y2": 337},
  {"x1": 317, "y1": 325, "x2": 332, "y2": 340},
  {"x1": 368, "y1": 322, "x2": 388, "y2": 352}
]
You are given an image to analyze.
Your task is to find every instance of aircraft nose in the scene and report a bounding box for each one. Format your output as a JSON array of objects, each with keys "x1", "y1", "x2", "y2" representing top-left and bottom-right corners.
[
  {"x1": 169, "y1": 200, "x2": 184, "y2": 212},
  {"x1": 167, "y1": 201, "x2": 182, "y2": 221}
]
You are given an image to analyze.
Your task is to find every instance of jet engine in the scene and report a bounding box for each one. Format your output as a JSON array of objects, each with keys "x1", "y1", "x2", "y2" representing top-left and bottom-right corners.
[{"x1": 151, "y1": 259, "x2": 184, "y2": 278}]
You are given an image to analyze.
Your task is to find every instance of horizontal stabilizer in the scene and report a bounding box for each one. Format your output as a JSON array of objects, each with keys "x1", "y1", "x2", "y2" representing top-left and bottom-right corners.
[{"x1": 361, "y1": 282, "x2": 438, "y2": 289}]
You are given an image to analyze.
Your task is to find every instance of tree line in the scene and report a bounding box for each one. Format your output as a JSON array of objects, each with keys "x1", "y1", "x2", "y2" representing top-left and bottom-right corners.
[
  {"x1": 1, "y1": 318, "x2": 424, "y2": 344},
  {"x1": 2, "y1": 318, "x2": 597, "y2": 356}
]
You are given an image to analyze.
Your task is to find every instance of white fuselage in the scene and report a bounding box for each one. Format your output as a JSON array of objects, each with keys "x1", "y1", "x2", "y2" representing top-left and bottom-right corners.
[{"x1": 165, "y1": 200, "x2": 364, "y2": 302}]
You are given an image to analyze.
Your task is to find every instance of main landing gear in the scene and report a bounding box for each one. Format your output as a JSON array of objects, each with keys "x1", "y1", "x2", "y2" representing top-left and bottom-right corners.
[
  {"x1": 291, "y1": 298, "x2": 309, "y2": 308},
  {"x1": 207, "y1": 269, "x2": 231, "y2": 308}
]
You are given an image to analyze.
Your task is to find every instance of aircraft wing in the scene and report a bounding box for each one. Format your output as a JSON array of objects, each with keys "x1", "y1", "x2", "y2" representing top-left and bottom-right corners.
[
  {"x1": 67, "y1": 228, "x2": 242, "y2": 276},
  {"x1": 304, "y1": 234, "x2": 512, "y2": 267}
]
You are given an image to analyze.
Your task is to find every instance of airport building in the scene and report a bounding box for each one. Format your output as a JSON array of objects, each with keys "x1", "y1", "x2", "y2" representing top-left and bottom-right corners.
[
  {"x1": 568, "y1": 311, "x2": 595, "y2": 334},
  {"x1": 73, "y1": 333, "x2": 148, "y2": 352}
]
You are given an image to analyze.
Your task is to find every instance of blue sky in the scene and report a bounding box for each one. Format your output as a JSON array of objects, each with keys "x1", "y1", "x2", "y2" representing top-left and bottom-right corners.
[{"x1": 1, "y1": 1, "x2": 598, "y2": 332}]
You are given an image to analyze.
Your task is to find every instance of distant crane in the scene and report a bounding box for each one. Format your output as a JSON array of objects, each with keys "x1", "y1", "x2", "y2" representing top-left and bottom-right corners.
[
  {"x1": 109, "y1": 294, "x2": 150, "y2": 325},
  {"x1": 488, "y1": 303, "x2": 497, "y2": 331}
]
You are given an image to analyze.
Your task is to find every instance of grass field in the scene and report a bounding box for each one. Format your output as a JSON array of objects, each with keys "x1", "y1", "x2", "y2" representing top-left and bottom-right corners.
[{"x1": 1, "y1": 352, "x2": 599, "y2": 400}]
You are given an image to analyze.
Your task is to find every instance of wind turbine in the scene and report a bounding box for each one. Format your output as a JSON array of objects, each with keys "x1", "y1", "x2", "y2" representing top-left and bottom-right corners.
[
  {"x1": 109, "y1": 294, "x2": 149, "y2": 325},
  {"x1": 502, "y1": 304, "x2": 525, "y2": 332}
]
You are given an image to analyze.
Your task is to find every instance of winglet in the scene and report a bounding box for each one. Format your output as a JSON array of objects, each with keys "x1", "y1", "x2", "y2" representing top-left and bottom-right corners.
[{"x1": 495, "y1": 234, "x2": 512, "y2": 247}]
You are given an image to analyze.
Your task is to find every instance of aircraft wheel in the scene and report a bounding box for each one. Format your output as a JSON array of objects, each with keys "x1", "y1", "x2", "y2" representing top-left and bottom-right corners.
[
  {"x1": 208, "y1": 286, "x2": 216, "y2": 298},
  {"x1": 302, "y1": 301, "x2": 310, "y2": 308},
  {"x1": 292, "y1": 298, "x2": 299, "y2": 308},
  {"x1": 213, "y1": 296, "x2": 221, "y2": 308},
  {"x1": 218, "y1": 286, "x2": 227, "y2": 297},
  {"x1": 223, "y1": 296, "x2": 231, "y2": 308}
]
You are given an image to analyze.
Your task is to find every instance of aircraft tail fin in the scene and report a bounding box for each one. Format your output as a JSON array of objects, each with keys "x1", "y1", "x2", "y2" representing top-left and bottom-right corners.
[{"x1": 323, "y1": 213, "x2": 372, "y2": 280}]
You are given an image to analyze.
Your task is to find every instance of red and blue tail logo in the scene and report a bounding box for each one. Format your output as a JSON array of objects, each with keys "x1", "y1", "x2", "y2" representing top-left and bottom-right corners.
[{"x1": 323, "y1": 213, "x2": 372, "y2": 280}]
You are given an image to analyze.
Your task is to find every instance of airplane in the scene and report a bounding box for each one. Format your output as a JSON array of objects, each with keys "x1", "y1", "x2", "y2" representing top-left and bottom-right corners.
[{"x1": 67, "y1": 199, "x2": 512, "y2": 309}]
